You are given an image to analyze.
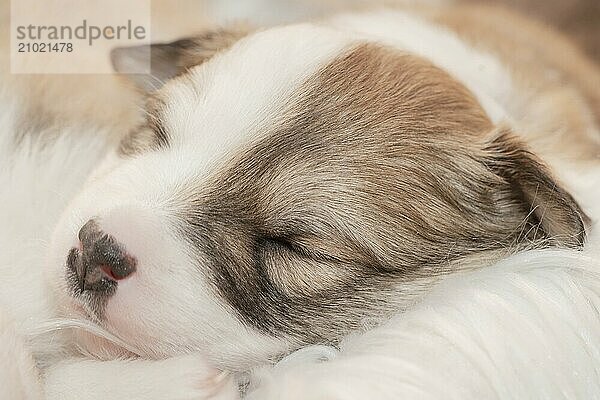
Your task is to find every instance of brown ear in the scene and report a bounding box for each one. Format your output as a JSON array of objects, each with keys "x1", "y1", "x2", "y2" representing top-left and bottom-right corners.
[
  {"x1": 110, "y1": 25, "x2": 250, "y2": 93},
  {"x1": 483, "y1": 129, "x2": 588, "y2": 248}
]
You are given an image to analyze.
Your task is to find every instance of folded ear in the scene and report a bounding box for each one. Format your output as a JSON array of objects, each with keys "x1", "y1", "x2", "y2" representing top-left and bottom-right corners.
[
  {"x1": 110, "y1": 25, "x2": 250, "y2": 93},
  {"x1": 483, "y1": 128, "x2": 588, "y2": 248}
]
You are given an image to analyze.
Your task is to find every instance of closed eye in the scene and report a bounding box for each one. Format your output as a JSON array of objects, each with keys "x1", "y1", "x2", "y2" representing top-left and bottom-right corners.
[
  {"x1": 257, "y1": 233, "x2": 368, "y2": 298},
  {"x1": 259, "y1": 233, "x2": 365, "y2": 264}
]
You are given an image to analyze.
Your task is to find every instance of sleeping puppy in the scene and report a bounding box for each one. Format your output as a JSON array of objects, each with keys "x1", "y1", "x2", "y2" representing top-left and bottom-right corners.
[{"x1": 42, "y1": 3, "x2": 598, "y2": 397}]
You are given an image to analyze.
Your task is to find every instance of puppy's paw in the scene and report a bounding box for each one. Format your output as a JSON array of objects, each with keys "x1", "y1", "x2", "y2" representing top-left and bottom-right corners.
[
  {"x1": 245, "y1": 346, "x2": 339, "y2": 400},
  {"x1": 163, "y1": 354, "x2": 240, "y2": 400},
  {"x1": 44, "y1": 353, "x2": 239, "y2": 400}
]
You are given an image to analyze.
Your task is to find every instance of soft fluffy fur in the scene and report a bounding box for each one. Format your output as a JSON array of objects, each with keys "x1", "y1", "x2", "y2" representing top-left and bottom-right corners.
[
  {"x1": 1, "y1": 2, "x2": 600, "y2": 400},
  {"x1": 2, "y1": 98, "x2": 600, "y2": 400},
  {"x1": 247, "y1": 245, "x2": 600, "y2": 399}
]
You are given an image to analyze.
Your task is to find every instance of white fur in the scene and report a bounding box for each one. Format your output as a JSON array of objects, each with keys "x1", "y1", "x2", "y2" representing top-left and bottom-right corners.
[
  {"x1": 0, "y1": 122, "x2": 110, "y2": 357},
  {"x1": 0, "y1": 310, "x2": 43, "y2": 400}
]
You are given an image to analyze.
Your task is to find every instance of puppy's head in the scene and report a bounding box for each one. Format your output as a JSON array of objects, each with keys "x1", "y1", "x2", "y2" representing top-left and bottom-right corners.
[{"x1": 49, "y1": 23, "x2": 587, "y2": 369}]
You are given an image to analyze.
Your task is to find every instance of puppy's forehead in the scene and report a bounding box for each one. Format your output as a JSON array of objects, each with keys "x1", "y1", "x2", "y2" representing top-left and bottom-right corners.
[
  {"x1": 156, "y1": 24, "x2": 355, "y2": 160},
  {"x1": 140, "y1": 22, "x2": 489, "y2": 203}
]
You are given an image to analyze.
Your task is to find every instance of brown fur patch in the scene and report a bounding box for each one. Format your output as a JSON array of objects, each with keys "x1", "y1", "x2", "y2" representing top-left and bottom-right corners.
[{"x1": 170, "y1": 43, "x2": 585, "y2": 344}]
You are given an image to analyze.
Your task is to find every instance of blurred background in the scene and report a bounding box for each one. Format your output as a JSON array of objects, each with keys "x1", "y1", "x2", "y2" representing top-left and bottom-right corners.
[
  {"x1": 472, "y1": 0, "x2": 598, "y2": 62},
  {"x1": 0, "y1": 0, "x2": 597, "y2": 144},
  {"x1": 202, "y1": 0, "x2": 599, "y2": 62}
]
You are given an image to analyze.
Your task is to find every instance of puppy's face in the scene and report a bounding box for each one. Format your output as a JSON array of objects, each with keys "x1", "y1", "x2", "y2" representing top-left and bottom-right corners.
[{"x1": 49, "y1": 24, "x2": 586, "y2": 369}]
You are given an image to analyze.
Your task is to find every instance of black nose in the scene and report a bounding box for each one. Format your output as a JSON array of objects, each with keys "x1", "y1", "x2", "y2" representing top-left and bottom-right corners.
[{"x1": 67, "y1": 219, "x2": 137, "y2": 293}]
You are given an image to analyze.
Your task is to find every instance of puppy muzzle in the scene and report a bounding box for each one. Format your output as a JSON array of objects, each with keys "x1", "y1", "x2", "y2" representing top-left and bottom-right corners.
[{"x1": 67, "y1": 219, "x2": 137, "y2": 294}]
